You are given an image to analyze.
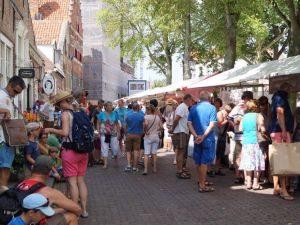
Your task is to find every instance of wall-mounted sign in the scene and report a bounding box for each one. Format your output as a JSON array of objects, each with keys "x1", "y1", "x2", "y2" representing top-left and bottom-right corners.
[
  {"x1": 18, "y1": 68, "x2": 35, "y2": 78},
  {"x1": 128, "y1": 80, "x2": 147, "y2": 96},
  {"x1": 42, "y1": 73, "x2": 55, "y2": 95}
]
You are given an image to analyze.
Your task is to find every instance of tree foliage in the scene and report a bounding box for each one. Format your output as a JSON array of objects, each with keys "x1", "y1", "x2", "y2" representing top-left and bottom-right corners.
[{"x1": 98, "y1": 0, "x2": 300, "y2": 82}]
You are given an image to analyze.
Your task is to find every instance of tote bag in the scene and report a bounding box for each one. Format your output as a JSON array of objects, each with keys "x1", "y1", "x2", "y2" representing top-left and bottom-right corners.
[{"x1": 269, "y1": 142, "x2": 300, "y2": 175}]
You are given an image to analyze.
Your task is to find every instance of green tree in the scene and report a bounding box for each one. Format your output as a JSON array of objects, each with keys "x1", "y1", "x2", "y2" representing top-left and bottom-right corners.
[
  {"x1": 269, "y1": 0, "x2": 300, "y2": 56},
  {"x1": 97, "y1": 0, "x2": 192, "y2": 84},
  {"x1": 152, "y1": 79, "x2": 166, "y2": 88}
]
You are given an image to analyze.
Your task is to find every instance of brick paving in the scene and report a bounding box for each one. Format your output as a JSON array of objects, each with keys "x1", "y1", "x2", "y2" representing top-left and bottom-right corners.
[{"x1": 71, "y1": 149, "x2": 300, "y2": 225}]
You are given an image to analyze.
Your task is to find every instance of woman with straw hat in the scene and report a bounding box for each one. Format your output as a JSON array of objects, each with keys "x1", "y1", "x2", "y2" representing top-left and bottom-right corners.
[{"x1": 44, "y1": 91, "x2": 89, "y2": 218}]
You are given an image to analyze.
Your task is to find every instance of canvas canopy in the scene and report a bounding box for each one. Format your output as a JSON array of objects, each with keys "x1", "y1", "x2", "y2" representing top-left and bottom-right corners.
[{"x1": 188, "y1": 55, "x2": 300, "y2": 89}]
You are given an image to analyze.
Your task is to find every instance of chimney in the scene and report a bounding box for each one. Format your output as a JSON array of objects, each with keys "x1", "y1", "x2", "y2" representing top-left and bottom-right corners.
[{"x1": 28, "y1": 0, "x2": 39, "y2": 20}]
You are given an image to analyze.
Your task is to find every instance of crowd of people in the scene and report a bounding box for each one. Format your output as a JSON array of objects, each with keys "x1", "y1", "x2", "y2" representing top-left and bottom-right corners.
[{"x1": 0, "y1": 76, "x2": 299, "y2": 225}]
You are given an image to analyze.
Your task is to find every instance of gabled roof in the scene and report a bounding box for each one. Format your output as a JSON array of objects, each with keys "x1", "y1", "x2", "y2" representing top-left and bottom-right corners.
[{"x1": 29, "y1": 0, "x2": 70, "y2": 45}]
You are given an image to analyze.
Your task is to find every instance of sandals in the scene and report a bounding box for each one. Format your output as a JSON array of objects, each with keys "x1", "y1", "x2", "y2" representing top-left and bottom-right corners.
[
  {"x1": 198, "y1": 186, "x2": 215, "y2": 193},
  {"x1": 176, "y1": 172, "x2": 191, "y2": 179},
  {"x1": 252, "y1": 185, "x2": 264, "y2": 191},
  {"x1": 280, "y1": 194, "x2": 294, "y2": 201}
]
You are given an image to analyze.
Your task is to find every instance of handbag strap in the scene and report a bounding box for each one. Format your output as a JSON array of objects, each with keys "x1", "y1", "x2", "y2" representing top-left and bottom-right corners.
[{"x1": 146, "y1": 115, "x2": 157, "y2": 133}]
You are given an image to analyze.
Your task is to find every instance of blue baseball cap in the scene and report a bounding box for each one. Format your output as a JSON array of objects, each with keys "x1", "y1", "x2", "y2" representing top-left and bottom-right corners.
[{"x1": 22, "y1": 193, "x2": 55, "y2": 217}]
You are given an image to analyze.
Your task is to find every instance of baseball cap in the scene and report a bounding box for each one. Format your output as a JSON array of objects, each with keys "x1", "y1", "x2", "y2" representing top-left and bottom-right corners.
[
  {"x1": 23, "y1": 193, "x2": 55, "y2": 217},
  {"x1": 32, "y1": 155, "x2": 52, "y2": 174},
  {"x1": 26, "y1": 122, "x2": 41, "y2": 132}
]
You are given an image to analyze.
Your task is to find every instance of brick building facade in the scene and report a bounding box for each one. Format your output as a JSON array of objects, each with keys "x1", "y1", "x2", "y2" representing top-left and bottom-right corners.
[
  {"x1": 0, "y1": 0, "x2": 44, "y2": 110},
  {"x1": 29, "y1": 0, "x2": 83, "y2": 93}
]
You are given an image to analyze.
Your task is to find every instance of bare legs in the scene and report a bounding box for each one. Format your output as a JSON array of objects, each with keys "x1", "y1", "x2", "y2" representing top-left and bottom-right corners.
[
  {"x1": 176, "y1": 148, "x2": 184, "y2": 173},
  {"x1": 143, "y1": 154, "x2": 157, "y2": 174},
  {"x1": 0, "y1": 168, "x2": 10, "y2": 187},
  {"x1": 197, "y1": 164, "x2": 208, "y2": 188},
  {"x1": 67, "y1": 176, "x2": 88, "y2": 216}
]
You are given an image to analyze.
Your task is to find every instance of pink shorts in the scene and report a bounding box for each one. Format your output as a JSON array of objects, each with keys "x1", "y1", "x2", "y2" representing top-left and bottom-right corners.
[
  {"x1": 270, "y1": 132, "x2": 292, "y2": 143},
  {"x1": 61, "y1": 149, "x2": 88, "y2": 177}
]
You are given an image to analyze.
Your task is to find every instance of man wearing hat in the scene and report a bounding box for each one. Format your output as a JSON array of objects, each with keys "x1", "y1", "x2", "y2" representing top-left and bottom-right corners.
[
  {"x1": 8, "y1": 193, "x2": 55, "y2": 225},
  {"x1": 18, "y1": 155, "x2": 82, "y2": 225}
]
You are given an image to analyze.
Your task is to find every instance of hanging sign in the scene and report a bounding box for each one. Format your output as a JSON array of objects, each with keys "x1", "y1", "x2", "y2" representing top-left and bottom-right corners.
[{"x1": 42, "y1": 73, "x2": 55, "y2": 95}]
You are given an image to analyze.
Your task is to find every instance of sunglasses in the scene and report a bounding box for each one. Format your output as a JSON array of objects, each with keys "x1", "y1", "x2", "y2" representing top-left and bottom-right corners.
[{"x1": 13, "y1": 88, "x2": 21, "y2": 94}]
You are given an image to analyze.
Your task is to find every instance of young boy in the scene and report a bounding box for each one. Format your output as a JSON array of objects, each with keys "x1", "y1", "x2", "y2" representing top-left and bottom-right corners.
[
  {"x1": 24, "y1": 122, "x2": 41, "y2": 178},
  {"x1": 49, "y1": 147, "x2": 62, "y2": 181},
  {"x1": 8, "y1": 193, "x2": 55, "y2": 225}
]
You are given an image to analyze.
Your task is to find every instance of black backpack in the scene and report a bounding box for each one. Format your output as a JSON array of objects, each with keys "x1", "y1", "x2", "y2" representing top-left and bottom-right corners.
[
  {"x1": 62, "y1": 109, "x2": 95, "y2": 153},
  {"x1": 0, "y1": 181, "x2": 45, "y2": 225}
]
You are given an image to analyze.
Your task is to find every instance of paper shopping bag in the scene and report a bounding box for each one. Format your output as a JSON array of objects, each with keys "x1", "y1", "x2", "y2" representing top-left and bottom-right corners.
[{"x1": 269, "y1": 142, "x2": 300, "y2": 176}]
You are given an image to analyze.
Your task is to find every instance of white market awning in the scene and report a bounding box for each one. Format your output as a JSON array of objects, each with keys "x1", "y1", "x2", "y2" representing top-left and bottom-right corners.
[
  {"x1": 188, "y1": 55, "x2": 300, "y2": 89},
  {"x1": 126, "y1": 76, "x2": 205, "y2": 100}
]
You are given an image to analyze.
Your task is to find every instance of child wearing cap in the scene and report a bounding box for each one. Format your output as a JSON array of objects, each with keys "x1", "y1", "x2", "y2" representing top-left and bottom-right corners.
[
  {"x1": 8, "y1": 193, "x2": 55, "y2": 225},
  {"x1": 24, "y1": 122, "x2": 41, "y2": 178}
]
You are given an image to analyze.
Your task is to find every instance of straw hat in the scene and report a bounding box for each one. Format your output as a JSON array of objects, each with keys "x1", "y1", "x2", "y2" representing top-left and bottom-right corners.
[
  {"x1": 166, "y1": 98, "x2": 174, "y2": 105},
  {"x1": 50, "y1": 91, "x2": 73, "y2": 105}
]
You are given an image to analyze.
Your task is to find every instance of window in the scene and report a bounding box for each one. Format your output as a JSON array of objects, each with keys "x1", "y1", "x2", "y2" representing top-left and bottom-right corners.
[
  {"x1": 5, "y1": 46, "x2": 11, "y2": 78},
  {"x1": 0, "y1": 41, "x2": 4, "y2": 75},
  {"x1": 0, "y1": 39, "x2": 13, "y2": 86}
]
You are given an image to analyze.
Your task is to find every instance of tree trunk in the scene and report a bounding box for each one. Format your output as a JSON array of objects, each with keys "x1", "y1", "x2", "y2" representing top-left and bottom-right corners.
[
  {"x1": 285, "y1": 0, "x2": 300, "y2": 56},
  {"x1": 288, "y1": 24, "x2": 300, "y2": 56},
  {"x1": 183, "y1": 14, "x2": 191, "y2": 80},
  {"x1": 163, "y1": 34, "x2": 173, "y2": 85},
  {"x1": 165, "y1": 55, "x2": 172, "y2": 85},
  {"x1": 223, "y1": 2, "x2": 238, "y2": 71}
]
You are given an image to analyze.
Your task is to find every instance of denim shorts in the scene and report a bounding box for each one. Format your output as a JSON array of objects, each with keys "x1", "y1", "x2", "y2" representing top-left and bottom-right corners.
[
  {"x1": 0, "y1": 144, "x2": 16, "y2": 169},
  {"x1": 193, "y1": 140, "x2": 215, "y2": 165}
]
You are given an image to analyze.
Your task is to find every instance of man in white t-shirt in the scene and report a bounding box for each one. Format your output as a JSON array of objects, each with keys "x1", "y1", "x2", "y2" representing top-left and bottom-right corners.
[
  {"x1": 169, "y1": 94, "x2": 193, "y2": 179},
  {"x1": 0, "y1": 76, "x2": 26, "y2": 187}
]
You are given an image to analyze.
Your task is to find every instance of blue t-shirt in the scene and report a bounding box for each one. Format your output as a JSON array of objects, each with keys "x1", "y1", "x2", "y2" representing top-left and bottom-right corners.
[
  {"x1": 8, "y1": 216, "x2": 26, "y2": 225},
  {"x1": 126, "y1": 111, "x2": 144, "y2": 134},
  {"x1": 188, "y1": 101, "x2": 217, "y2": 142},
  {"x1": 98, "y1": 111, "x2": 118, "y2": 136},
  {"x1": 24, "y1": 141, "x2": 39, "y2": 170},
  {"x1": 115, "y1": 107, "x2": 128, "y2": 126},
  {"x1": 270, "y1": 90, "x2": 294, "y2": 133},
  {"x1": 242, "y1": 113, "x2": 258, "y2": 144}
]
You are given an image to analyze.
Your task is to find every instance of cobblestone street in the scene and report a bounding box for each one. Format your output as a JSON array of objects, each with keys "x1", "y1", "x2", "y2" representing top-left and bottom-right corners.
[{"x1": 74, "y1": 149, "x2": 300, "y2": 225}]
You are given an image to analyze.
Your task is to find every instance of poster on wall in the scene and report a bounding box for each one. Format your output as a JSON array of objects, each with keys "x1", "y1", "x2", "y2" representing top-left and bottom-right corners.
[{"x1": 128, "y1": 80, "x2": 147, "y2": 96}]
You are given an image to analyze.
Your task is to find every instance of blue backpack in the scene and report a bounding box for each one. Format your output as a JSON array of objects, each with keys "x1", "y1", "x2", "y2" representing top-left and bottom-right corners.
[{"x1": 62, "y1": 109, "x2": 95, "y2": 153}]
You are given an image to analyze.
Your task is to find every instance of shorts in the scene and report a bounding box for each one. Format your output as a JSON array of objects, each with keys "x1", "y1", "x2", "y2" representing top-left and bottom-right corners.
[
  {"x1": 172, "y1": 133, "x2": 189, "y2": 150},
  {"x1": 233, "y1": 140, "x2": 242, "y2": 167},
  {"x1": 144, "y1": 135, "x2": 160, "y2": 155},
  {"x1": 270, "y1": 132, "x2": 292, "y2": 143},
  {"x1": 0, "y1": 144, "x2": 15, "y2": 169},
  {"x1": 61, "y1": 149, "x2": 88, "y2": 177},
  {"x1": 119, "y1": 127, "x2": 125, "y2": 140},
  {"x1": 125, "y1": 134, "x2": 141, "y2": 152},
  {"x1": 101, "y1": 136, "x2": 119, "y2": 157},
  {"x1": 193, "y1": 140, "x2": 215, "y2": 165},
  {"x1": 45, "y1": 213, "x2": 67, "y2": 225}
]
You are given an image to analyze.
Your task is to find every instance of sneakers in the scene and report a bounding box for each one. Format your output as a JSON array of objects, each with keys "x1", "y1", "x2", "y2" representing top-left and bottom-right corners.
[
  {"x1": 124, "y1": 166, "x2": 132, "y2": 172},
  {"x1": 81, "y1": 212, "x2": 89, "y2": 218},
  {"x1": 132, "y1": 167, "x2": 139, "y2": 172}
]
